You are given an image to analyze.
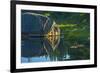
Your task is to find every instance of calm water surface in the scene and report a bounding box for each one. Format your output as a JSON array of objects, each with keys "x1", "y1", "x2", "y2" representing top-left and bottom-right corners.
[{"x1": 21, "y1": 35, "x2": 90, "y2": 63}]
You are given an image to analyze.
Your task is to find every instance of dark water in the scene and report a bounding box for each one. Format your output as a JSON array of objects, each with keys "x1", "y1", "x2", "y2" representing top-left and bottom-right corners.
[
  {"x1": 21, "y1": 35, "x2": 90, "y2": 63},
  {"x1": 21, "y1": 10, "x2": 90, "y2": 63}
]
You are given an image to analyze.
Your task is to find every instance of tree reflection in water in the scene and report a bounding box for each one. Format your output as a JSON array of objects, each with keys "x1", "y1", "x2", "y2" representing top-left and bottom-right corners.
[
  {"x1": 21, "y1": 11, "x2": 90, "y2": 63},
  {"x1": 21, "y1": 24, "x2": 90, "y2": 63}
]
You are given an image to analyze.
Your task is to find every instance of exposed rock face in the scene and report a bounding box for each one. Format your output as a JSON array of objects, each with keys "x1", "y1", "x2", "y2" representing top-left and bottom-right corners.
[
  {"x1": 21, "y1": 12, "x2": 60, "y2": 58},
  {"x1": 21, "y1": 12, "x2": 53, "y2": 36}
]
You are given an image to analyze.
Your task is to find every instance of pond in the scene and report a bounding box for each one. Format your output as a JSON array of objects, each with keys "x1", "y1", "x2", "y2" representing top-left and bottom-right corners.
[
  {"x1": 21, "y1": 34, "x2": 90, "y2": 63},
  {"x1": 21, "y1": 10, "x2": 90, "y2": 63}
]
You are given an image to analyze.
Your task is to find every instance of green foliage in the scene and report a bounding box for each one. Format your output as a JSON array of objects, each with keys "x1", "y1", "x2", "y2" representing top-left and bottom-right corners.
[
  {"x1": 32, "y1": 11, "x2": 90, "y2": 61},
  {"x1": 48, "y1": 11, "x2": 90, "y2": 60}
]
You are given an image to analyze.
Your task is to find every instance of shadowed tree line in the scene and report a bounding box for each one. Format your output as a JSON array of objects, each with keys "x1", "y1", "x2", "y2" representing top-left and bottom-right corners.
[{"x1": 21, "y1": 10, "x2": 90, "y2": 63}]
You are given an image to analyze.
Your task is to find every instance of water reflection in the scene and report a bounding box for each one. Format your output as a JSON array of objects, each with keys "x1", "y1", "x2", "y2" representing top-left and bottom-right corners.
[
  {"x1": 21, "y1": 11, "x2": 90, "y2": 63},
  {"x1": 21, "y1": 34, "x2": 61, "y2": 63},
  {"x1": 21, "y1": 35, "x2": 90, "y2": 63}
]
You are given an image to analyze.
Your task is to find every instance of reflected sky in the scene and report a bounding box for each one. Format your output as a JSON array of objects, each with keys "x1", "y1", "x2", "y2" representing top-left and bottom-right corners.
[{"x1": 22, "y1": 54, "x2": 70, "y2": 63}]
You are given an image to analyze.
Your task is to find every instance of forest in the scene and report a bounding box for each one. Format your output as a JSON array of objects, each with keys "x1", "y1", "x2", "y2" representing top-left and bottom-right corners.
[{"x1": 21, "y1": 10, "x2": 90, "y2": 63}]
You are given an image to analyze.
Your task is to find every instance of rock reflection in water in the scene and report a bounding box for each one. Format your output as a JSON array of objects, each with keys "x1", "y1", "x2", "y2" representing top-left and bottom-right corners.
[
  {"x1": 21, "y1": 35, "x2": 62, "y2": 63},
  {"x1": 21, "y1": 34, "x2": 90, "y2": 63},
  {"x1": 21, "y1": 11, "x2": 90, "y2": 63}
]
